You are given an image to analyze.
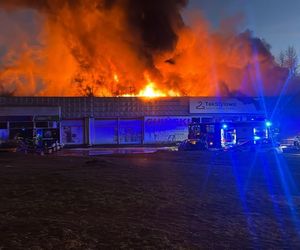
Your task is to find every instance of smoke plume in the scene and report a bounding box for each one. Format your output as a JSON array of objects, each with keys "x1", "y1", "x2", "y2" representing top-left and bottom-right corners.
[{"x1": 0, "y1": 0, "x2": 291, "y2": 96}]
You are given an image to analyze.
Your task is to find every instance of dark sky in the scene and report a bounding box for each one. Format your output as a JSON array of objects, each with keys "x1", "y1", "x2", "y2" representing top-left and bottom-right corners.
[
  {"x1": 0, "y1": 0, "x2": 299, "y2": 58},
  {"x1": 187, "y1": 0, "x2": 300, "y2": 57}
]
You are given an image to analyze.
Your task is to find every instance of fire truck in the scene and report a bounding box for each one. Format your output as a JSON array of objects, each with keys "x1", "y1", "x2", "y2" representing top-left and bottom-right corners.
[{"x1": 179, "y1": 119, "x2": 273, "y2": 151}]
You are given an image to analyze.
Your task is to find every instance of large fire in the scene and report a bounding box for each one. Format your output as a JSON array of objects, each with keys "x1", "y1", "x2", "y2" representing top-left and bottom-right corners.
[
  {"x1": 0, "y1": 0, "x2": 289, "y2": 97},
  {"x1": 122, "y1": 83, "x2": 167, "y2": 98},
  {"x1": 139, "y1": 83, "x2": 165, "y2": 98},
  {"x1": 138, "y1": 74, "x2": 179, "y2": 98},
  {"x1": 119, "y1": 74, "x2": 179, "y2": 98}
]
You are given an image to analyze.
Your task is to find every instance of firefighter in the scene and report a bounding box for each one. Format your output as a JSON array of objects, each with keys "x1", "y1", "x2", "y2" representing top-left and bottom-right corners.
[{"x1": 294, "y1": 136, "x2": 300, "y2": 150}]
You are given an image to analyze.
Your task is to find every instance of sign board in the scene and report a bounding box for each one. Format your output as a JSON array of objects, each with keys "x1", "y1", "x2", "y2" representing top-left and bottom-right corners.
[
  {"x1": 189, "y1": 98, "x2": 263, "y2": 114},
  {"x1": 144, "y1": 116, "x2": 191, "y2": 144}
]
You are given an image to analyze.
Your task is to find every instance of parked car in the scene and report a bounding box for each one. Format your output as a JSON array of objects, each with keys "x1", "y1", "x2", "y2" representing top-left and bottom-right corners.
[{"x1": 178, "y1": 139, "x2": 208, "y2": 151}]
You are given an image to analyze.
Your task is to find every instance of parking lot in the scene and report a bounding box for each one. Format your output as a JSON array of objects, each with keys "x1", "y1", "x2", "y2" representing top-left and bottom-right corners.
[{"x1": 1, "y1": 150, "x2": 300, "y2": 249}]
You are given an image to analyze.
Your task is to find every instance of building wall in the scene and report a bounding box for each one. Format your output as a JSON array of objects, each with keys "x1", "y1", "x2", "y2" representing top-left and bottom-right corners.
[
  {"x1": 0, "y1": 106, "x2": 61, "y2": 116},
  {"x1": 0, "y1": 97, "x2": 190, "y2": 119},
  {"x1": 0, "y1": 96, "x2": 267, "y2": 146}
]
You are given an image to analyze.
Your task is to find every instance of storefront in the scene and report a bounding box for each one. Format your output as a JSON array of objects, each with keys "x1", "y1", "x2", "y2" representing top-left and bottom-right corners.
[
  {"x1": 0, "y1": 106, "x2": 61, "y2": 144},
  {"x1": 0, "y1": 97, "x2": 269, "y2": 147}
]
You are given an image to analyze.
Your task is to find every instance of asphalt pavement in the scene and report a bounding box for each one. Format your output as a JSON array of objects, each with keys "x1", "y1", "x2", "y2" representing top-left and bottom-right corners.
[{"x1": 0, "y1": 150, "x2": 300, "y2": 249}]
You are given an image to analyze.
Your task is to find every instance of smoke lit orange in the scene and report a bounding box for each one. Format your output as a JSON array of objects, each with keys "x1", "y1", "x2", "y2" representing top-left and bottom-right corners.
[{"x1": 0, "y1": 0, "x2": 288, "y2": 97}]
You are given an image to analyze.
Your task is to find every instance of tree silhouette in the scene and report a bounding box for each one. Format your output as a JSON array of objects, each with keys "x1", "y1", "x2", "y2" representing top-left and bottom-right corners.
[{"x1": 278, "y1": 46, "x2": 299, "y2": 76}]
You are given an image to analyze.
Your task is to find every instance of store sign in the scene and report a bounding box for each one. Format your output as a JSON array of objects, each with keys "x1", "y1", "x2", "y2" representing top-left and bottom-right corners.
[
  {"x1": 145, "y1": 117, "x2": 191, "y2": 127},
  {"x1": 189, "y1": 98, "x2": 262, "y2": 114}
]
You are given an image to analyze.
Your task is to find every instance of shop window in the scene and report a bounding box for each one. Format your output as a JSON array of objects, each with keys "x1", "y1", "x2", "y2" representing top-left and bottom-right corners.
[
  {"x1": 192, "y1": 118, "x2": 200, "y2": 123},
  {"x1": 0, "y1": 122, "x2": 7, "y2": 129},
  {"x1": 35, "y1": 122, "x2": 49, "y2": 128},
  {"x1": 206, "y1": 125, "x2": 215, "y2": 133},
  {"x1": 202, "y1": 117, "x2": 213, "y2": 123},
  {"x1": 10, "y1": 122, "x2": 34, "y2": 129},
  {"x1": 9, "y1": 129, "x2": 34, "y2": 140}
]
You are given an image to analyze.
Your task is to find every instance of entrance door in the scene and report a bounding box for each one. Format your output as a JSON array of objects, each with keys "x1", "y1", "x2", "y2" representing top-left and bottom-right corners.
[{"x1": 61, "y1": 120, "x2": 84, "y2": 145}]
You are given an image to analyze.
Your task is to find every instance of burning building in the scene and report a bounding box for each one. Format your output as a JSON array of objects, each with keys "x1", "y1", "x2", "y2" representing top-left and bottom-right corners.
[
  {"x1": 0, "y1": 96, "x2": 271, "y2": 148},
  {"x1": 0, "y1": 1, "x2": 297, "y2": 147}
]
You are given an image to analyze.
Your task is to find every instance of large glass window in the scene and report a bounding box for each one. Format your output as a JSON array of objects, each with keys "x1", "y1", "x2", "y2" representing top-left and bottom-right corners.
[
  {"x1": 10, "y1": 122, "x2": 34, "y2": 129},
  {"x1": 35, "y1": 122, "x2": 49, "y2": 128}
]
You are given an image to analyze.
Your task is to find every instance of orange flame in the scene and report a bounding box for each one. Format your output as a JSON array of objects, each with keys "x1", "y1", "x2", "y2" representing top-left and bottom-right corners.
[
  {"x1": 138, "y1": 83, "x2": 166, "y2": 98},
  {"x1": 121, "y1": 74, "x2": 179, "y2": 98},
  {"x1": 0, "y1": 3, "x2": 286, "y2": 97},
  {"x1": 113, "y1": 73, "x2": 119, "y2": 83}
]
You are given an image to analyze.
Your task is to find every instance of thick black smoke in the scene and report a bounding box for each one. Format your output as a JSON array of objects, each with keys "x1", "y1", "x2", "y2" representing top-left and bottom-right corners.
[
  {"x1": 0, "y1": 0, "x2": 188, "y2": 53},
  {"x1": 126, "y1": 0, "x2": 187, "y2": 51}
]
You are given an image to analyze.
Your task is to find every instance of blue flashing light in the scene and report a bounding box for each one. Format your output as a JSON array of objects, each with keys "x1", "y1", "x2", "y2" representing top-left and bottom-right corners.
[
  {"x1": 222, "y1": 124, "x2": 228, "y2": 129},
  {"x1": 254, "y1": 136, "x2": 261, "y2": 141},
  {"x1": 37, "y1": 131, "x2": 43, "y2": 137},
  {"x1": 265, "y1": 121, "x2": 272, "y2": 127}
]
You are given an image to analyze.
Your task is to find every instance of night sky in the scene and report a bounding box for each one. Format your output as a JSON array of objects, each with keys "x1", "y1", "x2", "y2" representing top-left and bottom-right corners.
[{"x1": 187, "y1": 0, "x2": 300, "y2": 57}]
